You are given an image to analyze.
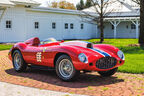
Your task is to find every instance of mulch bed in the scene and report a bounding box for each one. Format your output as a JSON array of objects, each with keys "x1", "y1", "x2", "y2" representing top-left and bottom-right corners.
[
  {"x1": 0, "y1": 50, "x2": 144, "y2": 96},
  {"x1": 128, "y1": 44, "x2": 140, "y2": 47}
]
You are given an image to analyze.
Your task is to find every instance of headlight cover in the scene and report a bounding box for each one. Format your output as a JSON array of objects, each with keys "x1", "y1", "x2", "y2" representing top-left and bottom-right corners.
[
  {"x1": 78, "y1": 53, "x2": 88, "y2": 63},
  {"x1": 117, "y1": 50, "x2": 125, "y2": 60}
]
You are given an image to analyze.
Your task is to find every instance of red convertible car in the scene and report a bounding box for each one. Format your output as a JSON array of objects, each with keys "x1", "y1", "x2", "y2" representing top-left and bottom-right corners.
[{"x1": 8, "y1": 37, "x2": 125, "y2": 81}]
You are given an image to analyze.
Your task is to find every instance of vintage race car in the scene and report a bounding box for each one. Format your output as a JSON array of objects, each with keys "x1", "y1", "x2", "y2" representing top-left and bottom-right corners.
[{"x1": 8, "y1": 37, "x2": 125, "y2": 81}]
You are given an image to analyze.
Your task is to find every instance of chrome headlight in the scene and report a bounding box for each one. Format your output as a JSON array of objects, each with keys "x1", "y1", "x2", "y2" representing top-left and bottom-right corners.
[
  {"x1": 78, "y1": 53, "x2": 88, "y2": 63},
  {"x1": 117, "y1": 50, "x2": 125, "y2": 60}
]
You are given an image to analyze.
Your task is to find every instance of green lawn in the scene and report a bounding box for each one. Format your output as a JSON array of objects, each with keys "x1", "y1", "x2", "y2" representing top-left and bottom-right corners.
[
  {"x1": 0, "y1": 39, "x2": 144, "y2": 74},
  {"x1": 0, "y1": 44, "x2": 13, "y2": 51},
  {"x1": 84, "y1": 39, "x2": 144, "y2": 74}
]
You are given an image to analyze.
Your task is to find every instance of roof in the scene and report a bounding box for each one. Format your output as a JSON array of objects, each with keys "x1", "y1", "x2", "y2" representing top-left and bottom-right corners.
[
  {"x1": 0, "y1": 0, "x2": 40, "y2": 7},
  {"x1": 10, "y1": 0, "x2": 40, "y2": 6},
  {"x1": 0, "y1": 0, "x2": 14, "y2": 6},
  {"x1": 82, "y1": 0, "x2": 139, "y2": 17},
  {"x1": 27, "y1": 7, "x2": 81, "y2": 15}
]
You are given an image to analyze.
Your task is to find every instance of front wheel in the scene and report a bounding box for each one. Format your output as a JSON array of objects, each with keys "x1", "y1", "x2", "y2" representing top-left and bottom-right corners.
[
  {"x1": 98, "y1": 68, "x2": 118, "y2": 77},
  {"x1": 12, "y1": 50, "x2": 27, "y2": 72},
  {"x1": 55, "y1": 55, "x2": 80, "y2": 81}
]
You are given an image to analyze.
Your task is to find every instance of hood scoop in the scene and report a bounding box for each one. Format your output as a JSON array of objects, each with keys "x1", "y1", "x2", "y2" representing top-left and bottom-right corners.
[{"x1": 87, "y1": 43, "x2": 93, "y2": 48}]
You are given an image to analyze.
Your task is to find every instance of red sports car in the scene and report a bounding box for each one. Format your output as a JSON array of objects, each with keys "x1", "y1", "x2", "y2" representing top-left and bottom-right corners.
[{"x1": 8, "y1": 37, "x2": 125, "y2": 81}]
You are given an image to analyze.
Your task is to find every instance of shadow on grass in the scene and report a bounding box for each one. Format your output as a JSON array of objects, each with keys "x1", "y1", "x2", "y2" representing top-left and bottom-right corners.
[{"x1": 5, "y1": 68, "x2": 124, "y2": 88}]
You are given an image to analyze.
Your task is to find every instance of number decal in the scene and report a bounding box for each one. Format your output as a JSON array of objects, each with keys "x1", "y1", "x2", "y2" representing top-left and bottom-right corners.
[{"x1": 36, "y1": 52, "x2": 42, "y2": 62}]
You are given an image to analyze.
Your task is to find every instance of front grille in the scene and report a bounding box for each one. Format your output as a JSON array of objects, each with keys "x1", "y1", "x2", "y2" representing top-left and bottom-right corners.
[{"x1": 96, "y1": 57, "x2": 117, "y2": 69}]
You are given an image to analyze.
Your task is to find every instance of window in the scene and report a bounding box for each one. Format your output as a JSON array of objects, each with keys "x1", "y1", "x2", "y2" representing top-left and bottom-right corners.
[
  {"x1": 126, "y1": 25, "x2": 129, "y2": 29},
  {"x1": 52, "y1": 22, "x2": 56, "y2": 29},
  {"x1": 70, "y1": 23, "x2": 74, "y2": 29},
  {"x1": 112, "y1": 25, "x2": 114, "y2": 30},
  {"x1": 35, "y1": 22, "x2": 39, "y2": 29},
  {"x1": 81, "y1": 24, "x2": 84, "y2": 29},
  {"x1": 131, "y1": 24, "x2": 136, "y2": 29},
  {"x1": 65, "y1": 23, "x2": 68, "y2": 29},
  {"x1": 6, "y1": 20, "x2": 12, "y2": 29}
]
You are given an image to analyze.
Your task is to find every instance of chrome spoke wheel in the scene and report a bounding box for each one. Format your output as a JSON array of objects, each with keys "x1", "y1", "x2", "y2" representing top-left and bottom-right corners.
[
  {"x1": 14, "y1": 53, "x2": 21, "y2": 70},
  {"x1": 58, "y1": 59, "x2": 73, "y2": 78}
]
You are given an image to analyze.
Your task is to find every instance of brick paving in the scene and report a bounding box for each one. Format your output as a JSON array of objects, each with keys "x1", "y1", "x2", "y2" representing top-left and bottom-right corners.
[{"x1": 0, "y1": 50, "x2": 144, "y2": 96}]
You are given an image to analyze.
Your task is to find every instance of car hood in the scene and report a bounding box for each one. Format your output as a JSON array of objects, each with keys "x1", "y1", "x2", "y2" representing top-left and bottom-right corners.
[{"x1": 61, "y1": 41, "x2": 118, "y2": 58}]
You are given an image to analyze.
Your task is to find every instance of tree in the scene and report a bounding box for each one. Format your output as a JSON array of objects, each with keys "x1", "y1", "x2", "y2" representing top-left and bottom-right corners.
[
  {"x1": 51, "y1": 1, "x2": 58, "y2": 8},
  {"x1": 132, "y1": 0, "x2": 144, "y2": 47},
  {"x1": 50, "y1": 1, "x2": 76, "y2": 10},
  {"x1": 80, "y1": 0, "x2": 116, "y2": 43},
  {"x1": 85, "y1": 0, "x2": 92, "y2": 8},
  {"x1": 76, "y1": 0, "x2": 85, "y2": 10}
]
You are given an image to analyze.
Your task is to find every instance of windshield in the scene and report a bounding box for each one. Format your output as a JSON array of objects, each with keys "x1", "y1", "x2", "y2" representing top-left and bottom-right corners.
[{"x1": 41, "y1": 38, "x2": 57, "y2": 44}]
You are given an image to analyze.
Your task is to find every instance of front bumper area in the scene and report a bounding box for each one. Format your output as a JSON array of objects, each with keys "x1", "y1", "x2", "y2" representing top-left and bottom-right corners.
[{"x1": 73, "y1": 56, "x2": 124, "y2": 72}]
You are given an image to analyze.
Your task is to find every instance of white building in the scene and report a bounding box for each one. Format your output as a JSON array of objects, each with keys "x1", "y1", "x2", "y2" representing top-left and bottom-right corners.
[
  {"x1": 0, "y1": 0, "x2": 140, "y2": 42},
  {"x1": 83, "y1": 0, "x2": 140, "y2": 39}
]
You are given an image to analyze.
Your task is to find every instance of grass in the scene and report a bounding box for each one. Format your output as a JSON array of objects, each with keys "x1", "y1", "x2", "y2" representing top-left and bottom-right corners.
[
  {"x1": 0, "y1": 44, "x2": 13, "y2": 51},
  {"x1": 102, "y1": 87, "x2": 109, "y2": 91},
  {"x1": 84, "y1": 39, "x2": 144, "y2": 74}
]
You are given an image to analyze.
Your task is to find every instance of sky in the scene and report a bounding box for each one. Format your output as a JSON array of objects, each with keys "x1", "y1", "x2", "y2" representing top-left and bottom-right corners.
[{"x1": 34, "y1": 0, "x2": 86, "y2": 7}]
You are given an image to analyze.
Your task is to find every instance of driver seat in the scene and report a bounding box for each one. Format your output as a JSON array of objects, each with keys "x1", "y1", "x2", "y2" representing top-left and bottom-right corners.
[
  {"x1": 25, "y1": 37, "x2": 40, "y2": 46},
  {"x1": 32, "y1": 37, "x2": 40, "y2": 46}
]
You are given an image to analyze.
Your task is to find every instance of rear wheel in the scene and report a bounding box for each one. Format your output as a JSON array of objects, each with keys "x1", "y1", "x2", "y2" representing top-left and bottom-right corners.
[
  {"x1": 98, "y1": 68, "x2": 118, "y2": 77},
  {"x1": 12, "y1": 50, "x2": 27, "y2": 72},
  {"x1": 55, "y1": 55, "x2": 80, "y2": 81}
]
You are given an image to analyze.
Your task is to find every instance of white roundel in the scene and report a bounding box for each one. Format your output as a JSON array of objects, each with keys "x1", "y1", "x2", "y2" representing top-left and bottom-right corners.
[{"x1": 36, "y1": 52, "x2": 42, "y2": 62}]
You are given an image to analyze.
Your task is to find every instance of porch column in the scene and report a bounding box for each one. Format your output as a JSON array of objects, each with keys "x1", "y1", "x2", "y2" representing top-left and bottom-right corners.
[
  {"x1": 131, "y1": 20, "x2": 140, "y2": 39},
  {"x1": 110, "y1": 21, "x2": 121, "y2": 39}
]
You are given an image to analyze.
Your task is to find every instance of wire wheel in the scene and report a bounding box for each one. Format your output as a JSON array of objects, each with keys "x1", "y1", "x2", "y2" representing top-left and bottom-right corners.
[
  {"x1": 12, "y1": 50, "x2": 27, "y2": 72},
  {"x1": 13, "y1": 52, "x2": 22, "y2": 70},
  {"x1": 56, "y1": 55, "x2": 80, "y2": 81},
  {"x1": 58, "y1": 59, "x2": 73, "y2": 78}
]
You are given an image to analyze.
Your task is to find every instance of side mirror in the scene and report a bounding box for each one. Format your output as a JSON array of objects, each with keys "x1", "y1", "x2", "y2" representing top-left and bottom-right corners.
[{"x1": 61, "y1": 40, "x2": 64, "y2": 42}]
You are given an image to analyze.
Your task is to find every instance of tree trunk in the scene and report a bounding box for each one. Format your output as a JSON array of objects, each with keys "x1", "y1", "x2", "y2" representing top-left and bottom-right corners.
[
  {"x1": 139, "y1": 0, "x2": 144, "y2": 47},
  {"x1": 100, "y1": 17, "x2": 104, "y2": 43},
  {"x1": 100, "y1": 0, "x2": 104, "y2": 43}
]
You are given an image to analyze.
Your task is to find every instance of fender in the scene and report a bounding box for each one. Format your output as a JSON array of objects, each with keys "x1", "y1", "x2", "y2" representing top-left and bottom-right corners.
[{"x1": 94, "y1": 44, "x2": 119, "y2": 55}]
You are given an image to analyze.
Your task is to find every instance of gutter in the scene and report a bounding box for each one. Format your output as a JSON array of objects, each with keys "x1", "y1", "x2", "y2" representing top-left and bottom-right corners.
[{"x1": 26, "y1": 7, "x2": 81, "y2": 15}]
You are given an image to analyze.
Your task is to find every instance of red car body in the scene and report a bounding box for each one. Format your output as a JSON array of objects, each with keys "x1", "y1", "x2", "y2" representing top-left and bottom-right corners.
[{"x1": 8, "y1": 37, "x2": 124, "y2": 72}]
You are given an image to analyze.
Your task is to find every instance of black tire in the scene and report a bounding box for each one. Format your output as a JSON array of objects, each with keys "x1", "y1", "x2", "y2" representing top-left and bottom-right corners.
[
  {"x1": 12, "y1": 50, "x2": 27, "y2": 72},
  {"x1": 55, "y1": 55, "x2": 80, "y2": 81},
  {"x1": 98, "y1": 68, "x2": 118, "y2": 77}
]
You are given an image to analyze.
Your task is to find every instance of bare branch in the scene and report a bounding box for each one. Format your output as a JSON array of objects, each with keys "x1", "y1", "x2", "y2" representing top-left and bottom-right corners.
[
  {"x1": 78, "y1": 0, "x2": 117, "y2": 42},
  {"x1": 132, "y1": 0, "x2": 140, "y2": 5}
]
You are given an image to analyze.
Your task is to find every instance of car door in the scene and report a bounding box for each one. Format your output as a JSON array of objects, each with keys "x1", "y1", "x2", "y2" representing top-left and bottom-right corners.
[{"x1": 23, "y1": 45, "x2": 43, "y2": 65}]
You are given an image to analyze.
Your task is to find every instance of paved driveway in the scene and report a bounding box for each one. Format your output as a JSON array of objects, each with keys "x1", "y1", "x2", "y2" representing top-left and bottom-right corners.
[
  {"x1": 0, "y1": 81, "x2": 87, "y2": 96},
  {"x1": 0, "y1": 50, "x2": 144, "y2": 96}
]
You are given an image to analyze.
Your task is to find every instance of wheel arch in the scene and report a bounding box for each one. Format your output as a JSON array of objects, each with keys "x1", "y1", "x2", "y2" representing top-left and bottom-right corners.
[
  {"x1": 54, "y1": 52, "x2": 71, "y2": 68},
  {"x1": 11, "y1": 48, "x2": 22, "y2": 58}
]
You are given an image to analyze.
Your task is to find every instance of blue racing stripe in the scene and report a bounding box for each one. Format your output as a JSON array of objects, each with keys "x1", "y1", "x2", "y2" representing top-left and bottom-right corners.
[
  {"x1": 79, "y1": 41, "x2": 111, "y2": 57},
  {"x1": 91, "y1": 48, "x2": 111, "y2": 57}
]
